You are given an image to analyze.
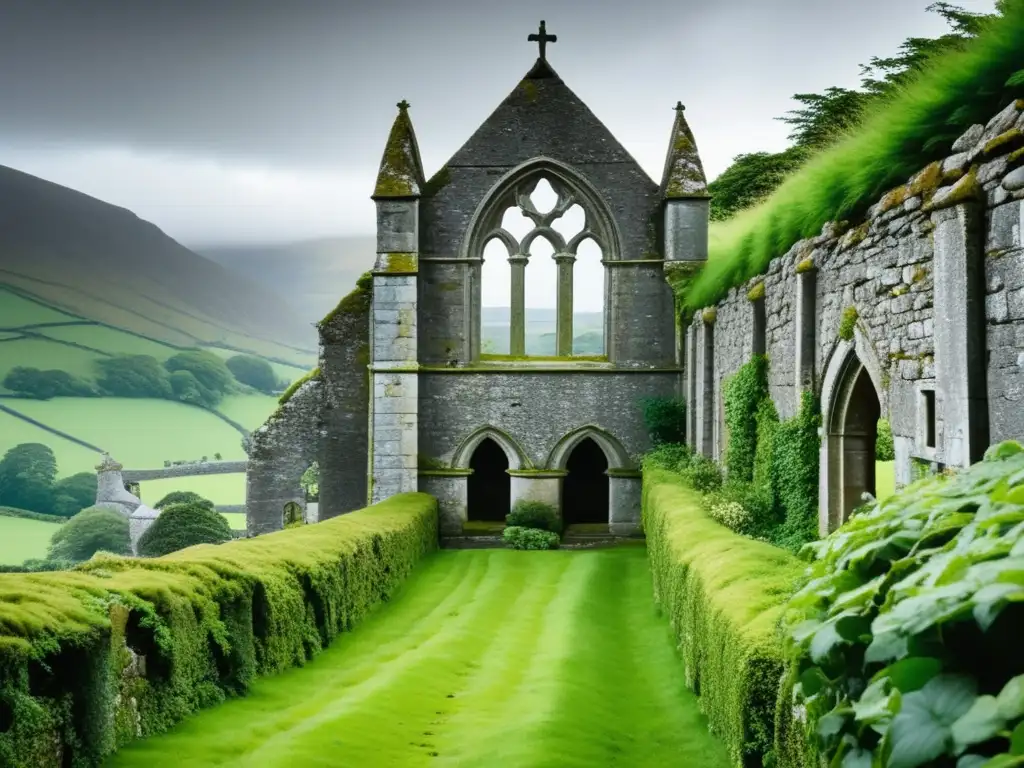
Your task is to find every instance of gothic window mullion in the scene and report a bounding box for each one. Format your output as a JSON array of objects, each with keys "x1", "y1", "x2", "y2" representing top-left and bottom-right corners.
[
  {"x1": 555, "y1": 252, "x2": 575, "y2": 356},
  {"x1": 508, "y1": 254, "x2": 528, "y2": 356}
]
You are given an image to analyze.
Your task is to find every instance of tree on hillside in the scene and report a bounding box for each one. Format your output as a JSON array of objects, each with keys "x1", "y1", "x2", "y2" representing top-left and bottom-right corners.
[
  {"x1": 0, "y1": 443, "x2": 57, "y2": 514},
  {"x1": 169, "y1": 369, "x2": 215, "y2": 407},
  {"x1": 154, "y1": 490, "x2": 214, "y2": 510},
  {"x1": 225, "y1": 354, "x2": 280, "y2": 394},
  {"x1": 711, "y1": 2, "x2": 1003, "y2": 220},
  {"x1": 95, "y1": 354, "x2": 172, "y2": 399},
  {"x1": 137, "y1": 502, "x2": 232, "y2": 557},
  {"x1": 164, "y1": 350, "x2": 235, "y2": 407},
  {"x1": 51, "y1": 472, "x2": 98, "y2": 518},
  {"x1": 48, "y1": 506, "x2": 131, "y2": 562},
  {"x1": 2, "y1": 367, "x2": 97, "y2": 399}
]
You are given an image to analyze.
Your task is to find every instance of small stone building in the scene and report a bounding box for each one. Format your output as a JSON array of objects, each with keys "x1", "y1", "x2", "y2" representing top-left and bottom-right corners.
[
  {"x1": 93, "y1": 454, "x2": 160, "y2": 554},
  {"x1": 245, "y1": 23, "x2": 709, "y2": 536}
]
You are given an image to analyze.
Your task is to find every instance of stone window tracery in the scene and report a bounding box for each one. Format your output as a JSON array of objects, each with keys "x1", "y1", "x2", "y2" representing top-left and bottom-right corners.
[{"x1": 477, "y1": 175, "x2": 607, "y2": 357}]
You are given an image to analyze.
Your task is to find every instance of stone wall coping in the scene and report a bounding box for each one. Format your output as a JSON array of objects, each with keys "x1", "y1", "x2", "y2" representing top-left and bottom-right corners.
[
  {"x1": 507, "y1": 469, "x2": 568, "y2": 478},
  {"x1": 412, "y1": 366, "x2": 685, "y2": 375},
  {"x1": 418, "y1": 469, "x2": 474, "y2": 477}
]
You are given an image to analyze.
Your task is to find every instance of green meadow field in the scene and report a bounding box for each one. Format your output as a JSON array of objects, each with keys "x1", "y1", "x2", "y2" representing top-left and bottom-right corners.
[{"x1": 0, "y1": 515, "x2": 63, "y2": 565}]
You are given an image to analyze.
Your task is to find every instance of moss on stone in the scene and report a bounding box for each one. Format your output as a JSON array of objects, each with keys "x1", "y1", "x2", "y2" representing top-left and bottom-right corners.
[
  {"x1": 878, "y1": 184, "x2": 911, "y2": 213},
  {"x1": 373, "y1": 106, "x2": 424, "y2": 198},
  {"x1": 838, "y1": 306, "x2": 858, "y2": 341},
  {"x1": 925, "y1": 165, "x2": 982, "y2": 211},
  {"x1": 911, "y1": 266, "x2": 928, "y2": 283},
  {"x1": 1006, "y1": 146, "x2": 1024, "y2": 170},
  {"x1": 417, "y1": 455, "x2": 448, "y2": 470},
  {"x1": 422, "y1": 166, "x2": 451, "y2": 197},
  {"x1": 909, "y1": 161, "x2": 943, "y2": 199},
  {"x1": 378, "y1": 252, "x2": 418, "y2": 274},
  {"x1": 518, "y1": 79, "x2": 539, "y2": 102},
  {"x1": 983, "y1": 128, "x2": 1024, "y2": 158},
  {"x1": 941, "y1": 167, "x2": 965, "y2": 185},
  {"x1": 436, "y1": 281, "x2": 461, "y2": 292},
  {"x1": 320, "y1": 272, "x2": 373, "y2": 326},
  {"x1": 891, "y1": 285, "x2": 910, "y2": 297},
  {"x1": 278, "y1": 367, "x2": 320, "y2": 405},
  {"x1": 479, "y1": 353, "x2": 608, "y2": 363},
  {"x1": 701, "y1": 307, "x2": 717, "y2": 324},
  {"x1": 795, "y1": 257, "x2": 816, "y2": 274},
  {"x1": 746, "y1": 282, "x2": 765, "y2": 302}
]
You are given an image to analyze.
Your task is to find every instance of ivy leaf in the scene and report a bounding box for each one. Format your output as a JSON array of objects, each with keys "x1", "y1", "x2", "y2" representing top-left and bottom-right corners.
[
  {"x1": 887, "y1": 676, "x2": 977, "y2": 768},
  {"x1": 874, "y1": 657, "x2": 943, "y2": 693},
  {"x1": 811, "y1": 621, "x2": 845, "y2": 663},
  {"x1": 801, "y1": 666, "x2": 829, "y2": 698},
  {"x1": 841, "y1": 747, "x2": 873, "y2": 768},
  {"x1": 865, "y1": 630, "x2": 909, "y2": 664},
  {"x1": 1012, "y1": 721, "x2": 1024, "y2": 755},
  {"x1": 997, "y1": 676, "x2": 1024, "y2": 721},
  {"x1": 973, "y1": 583, "x2": 1024, "y2": 631},
  {"x1": 951, "y1": 696, "x2": 1005, "y2": 754}
]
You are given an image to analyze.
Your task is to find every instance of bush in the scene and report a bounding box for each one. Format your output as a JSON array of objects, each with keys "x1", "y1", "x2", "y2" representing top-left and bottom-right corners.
[
  {"x1": 643, "y1": 469, "x2": 803, "y2": 765},
  {"x1": 2, "y1": 367, "x2": 97, "y2": 399},
  {"x1": 153, "y1": 491, "x2": 214, "y2": 510},
  {"x1": 776, "y1": 440, "x2": 1024, "y2": 768},
  {"x1": 50, "y1": 472, "x2": 98, "y2": 518},
  {"x1": 642, "y1": 442, "x2": 693, "y2": 473},
  {"x1": 0, "y1": 442, "x2": 57, "y2": 514},
  {"x1": 95, "y1": 354, "x2": 172, "y2": 399},
  {"x1": 641, "y1": 397, "x2": 687, "y2": 445},
  {"x1": 506, "y1": 499, "x2": 562, "y2": 533},
  {"x1": 164, "y1": 350, "x2": 234, "y2": 395},
  {"x1": 0, "y1": 492, "x2": 437, "y2": 766},
  {"x1": 137, "y1": 502, "x2": 233, "y2": 557},
  {"x1": 503, "y1": 525, "x2": 560, "y2": 550},
  {"x1": 225, "y1": 354, "x2": 279, "y2": 393},
  {"x1": 703, "y1": 480, "x2": 777, "y2": 537},
  {"x1": 47, "y1": 506, "x2": 131, "y2": 562},
  {"x1": 876, "y1": 417, "x2": 895, "y2": 461},
  {"x1": 723, "y1": 355, "x2": 769, "y2": 483},
  {"x1": 682, "y1": 454, "x2": 723, "y2": 493}
]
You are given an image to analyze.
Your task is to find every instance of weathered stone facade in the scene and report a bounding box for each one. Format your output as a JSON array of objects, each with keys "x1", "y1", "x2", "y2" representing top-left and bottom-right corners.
[
  {"x1": 685, "y1": 99, "x2": 1024, "y2": 534},
  {"x1": 246, "y1": 29, "x2": 709, "y2": 536}
]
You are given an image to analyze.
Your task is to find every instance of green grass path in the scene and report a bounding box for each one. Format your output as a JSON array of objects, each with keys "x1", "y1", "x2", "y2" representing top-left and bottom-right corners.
[{"x1": 107, "y1": 547, "x2": 731, "y2": 767}]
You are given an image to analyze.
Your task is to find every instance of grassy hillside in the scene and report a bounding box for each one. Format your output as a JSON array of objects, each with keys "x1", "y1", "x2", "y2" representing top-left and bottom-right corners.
[{"x1": 0, "y1": 164, "x2": 318, "y2": 363}]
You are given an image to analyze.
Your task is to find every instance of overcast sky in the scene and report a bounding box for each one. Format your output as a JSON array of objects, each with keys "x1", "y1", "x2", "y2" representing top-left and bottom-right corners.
[{"x1": 0, "y1": 0, "x2": 997, "y2": 254}]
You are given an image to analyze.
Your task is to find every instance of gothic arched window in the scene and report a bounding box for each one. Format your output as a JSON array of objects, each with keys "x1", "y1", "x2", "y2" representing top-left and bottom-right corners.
[{"x1": 469, "y1": 165, "x2": 616, "y2": 360}]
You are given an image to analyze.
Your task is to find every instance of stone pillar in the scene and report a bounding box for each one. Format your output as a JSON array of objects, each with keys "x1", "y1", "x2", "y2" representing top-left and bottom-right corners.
[
  {"x1": 931, "y1": 203, "x2": 988, "y2": 467},
  {"x1": 695, "y1": 314, "x2": 715, "y2": 457},
  {"x1": 94, "y1": 453, "x2": 142, "y2": 517},
  {"x1": 418, "y1": 470, "x2": 471, "y2": 535},
  {"x1": 509, "y1": 470, "x2": 565, "y2": 518},
  {"x1": 509, "y1": 255, "x2": 527, "y2": 356},
  {"x1": 795, "y1": 268, "x2": 817, "y2": 392},
  {"x1": 664, "y1": 200, "x2": 710, "y2": 263},
  {"x1": 370, "y1": 200, "x2": 420, "y2": 503},
  {"x1": 685, "y1": 324, "x2": 697, "y2": 448},
  {"x1": 608, "y1": 471, "x2": 642, "y2": 535},
  {"x1": 554, "y1": 253, "x2": 576, "y2": 356}
]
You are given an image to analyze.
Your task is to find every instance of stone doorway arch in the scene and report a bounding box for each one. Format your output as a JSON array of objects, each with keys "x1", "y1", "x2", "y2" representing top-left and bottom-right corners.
[
  {"x1": 562, "y1": 437, "x2": 610, "y2": 525},
  {"x1": 466, "y1": 438, "x2": 511, "y2": 522},
  {"x1": 821, "y1": 341, "x2": 884, "y2": 533}
]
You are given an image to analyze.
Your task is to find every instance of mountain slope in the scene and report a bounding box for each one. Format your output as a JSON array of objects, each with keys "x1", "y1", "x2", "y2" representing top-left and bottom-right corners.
[
  {"x1": 0, "y1": 164, "x2": 315, "y2": 364},
  {"x1": 202, "y1": 237, "x2": 376, "y2": 325}
]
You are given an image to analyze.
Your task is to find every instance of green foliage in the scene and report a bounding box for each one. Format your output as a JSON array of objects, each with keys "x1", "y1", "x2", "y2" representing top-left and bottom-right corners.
[
  {"x1": 137, "y1": 502, "x2": 233, "y2": 557},
  {"x1": 47, "y1": 506, "x2": 130, "y2": 562},
  {"x1": 768, "y1": 391, "x2": 821, "y2": 552},
  {"x1": 682, "y1": 454, "x2": 723, "y2": 493},
  {"x1": 95, "y1": 354, "x2": 173, "y2": 399},
  {"x1": 876, "y1": 418, "x2": 896, "y2": 461},
  {"x1": 2, "y1": 366, "x2": 97, "y2": 399},
  {"x1": 643, "y1": 469, "x2": 804, "y2": 765},
  {"x1": 301, "y1": 462, "x2": 319, "y2": 502},
  {"x1": 164, "y1": 350, "x2": 234, "y2": 407},
  {"x1": 703, "y1": 481, "x2": 777, "y2": 538},
  {"x1": 723, "y1": 355, "x2": 769, "y2": 483},
  {"x1": 0, "y1": 506, "x2": 70, "y2": 524},
  {"x1": 709, "y1": 148, "x2": 808, "y2": 221},
  {"x1": 838, "y1": 306, "x2": 859, "y2": 341},
  {"x1": 777, "y1": 440, "x2": 1024, "y2": 768},
  {"x1": 502, "y1": 525, "x2": 560, "y2": 550},
  {"x1": 153, "y1": 491, "x2": 213, "y2": 510},
  {"x1": 225, "y1": 354, "x2": 279, "y2": 394},
  {"x1": 0, "y1": 493, "x2": 437, "y2": 765},
  {"x1": 506, "y1": 500, "x2": 562, "y2": 534},
  {"x1": 686, "y1": 1, "x2": 1024, "y2": 310},
  {"x1": 640, "y1": 397, "x2": 687, "y2": 445},
  {"x1": 0, "y1": 442, "x2": 57, "y2": 514},
  {"x1": 51, "y1": 472, "x2": 98, "y2": 518},
  {"x1": 278, "y1": 367, "x2": 320, "y2": 405},
  {"x1": 642, "y1": 442, "x2": 695, "y2": 473}
]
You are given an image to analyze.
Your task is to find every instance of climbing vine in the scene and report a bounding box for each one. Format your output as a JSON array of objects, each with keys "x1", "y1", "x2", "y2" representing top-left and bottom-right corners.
[
  {"x1": 769, "y1": 390, "x2": 822, "y2": 552},
  {"x1": 723, "y1": 355, "x2": 769, "y2": 483}
]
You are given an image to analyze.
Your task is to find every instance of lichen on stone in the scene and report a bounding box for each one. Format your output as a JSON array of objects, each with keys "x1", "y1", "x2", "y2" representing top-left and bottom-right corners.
[
  {"x1": 663, "y1": 260, "x2": 702, "y2": 300},
  {"x1": 373, "y1": 103, "x2": 425, "y2": 198},
  {"x1": 278, "y1": 367, "x2": 320, "y2": 405},
  {"x1": 376, "y1": 252, "x2": 418, "y2": 274},
  {"x1": 660, "y1": 107, "x2": 710, "y2": 199},
  {"x1": 702, "y1": 307, "x2": 717, "y2": 324},
  {"x1": 983, "y1": 128, "x2": 1024, "y2": 159},
  {"x1": 417, "y1": 455, "x2": 448, "y2": 470},
  {"x1": 746, "y1": 282, "x2": 765, "y2": 302},
  {"x1": 1006, "y1": 146, "x2": 1024, "y2": 170},
  {"x1": 795, "y1": 257, "x2": 816, "y2": 274},
  {"x1": 838, "y1": 306, "x2": 858, "y2": 341},
  {"x1": 924, "y1": 165, "x2": 982, "y2": 212}
]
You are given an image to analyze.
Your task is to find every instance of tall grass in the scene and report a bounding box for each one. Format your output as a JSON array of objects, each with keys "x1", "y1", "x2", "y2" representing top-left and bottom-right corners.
[{"x1": 687, "y1": 0, "x2": 1024, "y2": 310}]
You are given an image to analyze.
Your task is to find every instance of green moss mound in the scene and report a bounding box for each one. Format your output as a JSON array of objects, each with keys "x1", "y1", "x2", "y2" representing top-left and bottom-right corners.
[
  {"x1": 0, "y1": 492, "x2": 437, "y2": 766},
  {"x1": 642, "y1": 470, "x2": 804, "y2": 765},
  {"x1": 137, "y1": 502, "x2": 233, "y2": 557},
  {"x1": 776, "y1": 440, "x2": 1024, "y2": 767}
]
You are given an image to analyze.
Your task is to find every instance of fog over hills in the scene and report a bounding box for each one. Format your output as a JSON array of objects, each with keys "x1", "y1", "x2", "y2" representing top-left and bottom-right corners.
[{"x1": 0, "y1": 164, "x2": 315, "y2": 362}]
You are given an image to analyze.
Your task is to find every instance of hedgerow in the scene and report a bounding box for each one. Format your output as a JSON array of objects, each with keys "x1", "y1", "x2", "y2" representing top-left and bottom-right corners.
[
  {"x1": 643, "y1": 470, "x2": 804, "y2": 766},
  {"x1": 0, "y1": 492, "x2": 437, "y2": 767},
  {"x1": 684, "y1": 1, "x2": 1024, "y2": 311},
  {"x1": 776, "y1": 440, "x2": 1024, "y2": 768}
]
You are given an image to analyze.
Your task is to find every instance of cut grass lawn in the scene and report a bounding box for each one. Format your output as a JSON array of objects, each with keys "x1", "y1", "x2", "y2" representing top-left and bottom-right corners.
[
  {"x1": 107, "y1": 546, "x2": 731, "y2": 768},
  {"x1": 0, "y1": 516, "x2": 62, "y2": 565},
  {"x1": 876, "y1": 460, "x2": 895, "y2": 501}
]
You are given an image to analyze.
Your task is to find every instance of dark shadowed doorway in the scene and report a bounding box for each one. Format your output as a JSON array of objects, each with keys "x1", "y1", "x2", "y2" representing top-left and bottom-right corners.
[
  {"x1": 562, "y1": 438, "x2": 609, "y2": 525},
  {"x1": 467, "y1": 438, "x2": 510, "y2": 522}
]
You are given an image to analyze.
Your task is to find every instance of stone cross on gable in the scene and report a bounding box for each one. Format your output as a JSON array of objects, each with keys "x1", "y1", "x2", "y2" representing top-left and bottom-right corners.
[{"x1": 528, "y1": 20, "x2": 557, "y2": 62}]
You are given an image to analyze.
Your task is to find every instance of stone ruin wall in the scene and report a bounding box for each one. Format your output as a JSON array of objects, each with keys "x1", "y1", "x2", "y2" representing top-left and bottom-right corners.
[{"x1": 689, "y1": 99, "x2": 1024, "y2": 490}]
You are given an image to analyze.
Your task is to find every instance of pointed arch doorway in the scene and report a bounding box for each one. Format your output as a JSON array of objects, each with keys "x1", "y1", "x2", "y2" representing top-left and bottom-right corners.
[
  {"x1": 824, "y1": 350, "x2": 882, "y2": 530},
  {"x1": 467, "y1": 438, "x2": 511, "y2": 522},
  {"x1": 562, "y1": 437, "x2": 609, "y2": 525}
]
